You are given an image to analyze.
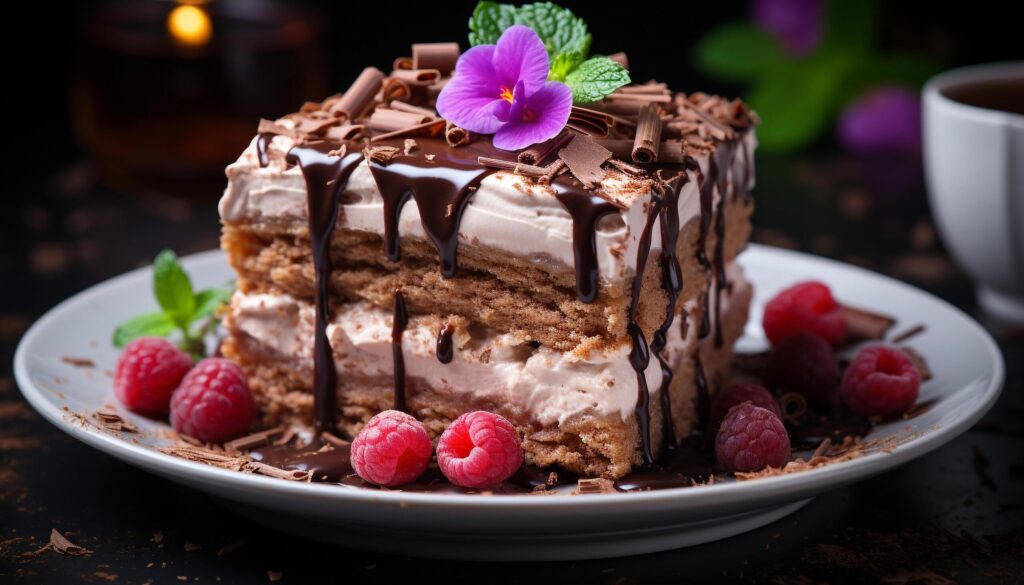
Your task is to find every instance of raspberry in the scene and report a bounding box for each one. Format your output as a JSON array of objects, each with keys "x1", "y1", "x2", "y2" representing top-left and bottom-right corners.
[
  {"x1": 169, "y1": 358, "x2": 255, "y2": 443},
  {"x1": 436, "y1": 411, "x2": 523, "y2": 489},
  {"x1": 763, "y1": 281, "x2": 847, "y2": 345},
  {"x1": 841, "y1": 345, "x2": 920, "y2": 418},
  {"x1": 764, "y1": 333, "x2": 839, "y2": 405},
  {"x1": 715, "y1": 403, "x2": 790, "y2": 472},
  {"x1": 113, "y1": 337, "x2": 192, "y2": 415},
  {"x1": 709, "y1": 383, "x2": 780, "y2": 435},
  {"x1": 350, "y1": 410, "x2": 433, "y2": 487}
]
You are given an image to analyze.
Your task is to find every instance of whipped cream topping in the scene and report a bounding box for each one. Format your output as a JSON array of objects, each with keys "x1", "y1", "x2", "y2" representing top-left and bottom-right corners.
[{"x1": 219, "y1": 130, "x2": 757, "y2": 286}]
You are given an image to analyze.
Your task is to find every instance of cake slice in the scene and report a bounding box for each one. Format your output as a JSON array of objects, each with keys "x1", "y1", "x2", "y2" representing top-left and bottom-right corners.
[{"x1": 217, "y1": 44, "x2": 757, "y2": 479}]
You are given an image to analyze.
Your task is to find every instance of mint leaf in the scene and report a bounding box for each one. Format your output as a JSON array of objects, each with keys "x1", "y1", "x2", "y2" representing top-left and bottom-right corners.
[
  {"x1": 548, "y1": 51, "x2": 584, "y2": 82},
  {"x1": 513, "y1": 2, "x2": 590, "y2": 58},
  {"x1": 694, "y1": 23, "x2": 785, "y2": 82},
  {"x1": 564, "y1": 56, "x2": 631, "y2": 104},
  {"x1": 468, "y1": 1, "x2": 516, "y2": 47},
  {"x1": 112, "y1": 311, "x2": 175, "y2": 348},
  {"x1": 469, "y1": 2, "x2": 590, "y2": 59},
  {"x1": 153, "y1": 249, "x2": 195, "y2": 327},
  {"x1": 193, "y1": 287, "x2": 232, "y2": 320}
]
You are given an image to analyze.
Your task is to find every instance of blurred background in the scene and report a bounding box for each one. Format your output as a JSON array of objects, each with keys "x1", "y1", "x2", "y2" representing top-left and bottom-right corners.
[{"x1": 2, "y1": 2, "x2": 1022, "y2": 583}]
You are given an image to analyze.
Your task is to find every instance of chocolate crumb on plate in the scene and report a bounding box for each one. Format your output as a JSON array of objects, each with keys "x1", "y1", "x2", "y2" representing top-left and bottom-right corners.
[
  {"x1": 60, "y1": 356, "x2": 95, "y2": 368},
  {"x1": 92, "y1": 407, "x2": 139, "y2": 433},
  {"x1": 841, "y1": 304, "x2": 896, "y2": 341},
  {"x1": 49, "y1": 529, "x2": 92, "y2": 557},
  {"x1": 573, "y1": 478, "x2": 617, "y2": 495}
]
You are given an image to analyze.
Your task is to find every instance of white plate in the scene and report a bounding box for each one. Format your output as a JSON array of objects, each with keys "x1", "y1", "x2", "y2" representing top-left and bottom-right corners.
[{"x1": 14, "y1": 245, "x2": 1003, "y2": 561}]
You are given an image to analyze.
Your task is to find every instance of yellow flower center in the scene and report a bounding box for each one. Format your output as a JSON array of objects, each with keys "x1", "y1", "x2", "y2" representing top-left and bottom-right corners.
[{"x1": 499, "y1": 86, "x2": 515, "y2": 103}]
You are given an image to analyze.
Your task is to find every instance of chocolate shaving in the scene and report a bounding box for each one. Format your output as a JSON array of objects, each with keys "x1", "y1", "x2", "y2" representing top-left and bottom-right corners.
[
  {"x1": 403, "y1": 138, "x2": 418, "y2": 155},
  {"x1": 900, "y1": 346, "x2": 933, "y2": 381},
  {"x1": 380, "y1": 77, "x2": 412, "y2": 105},
  {"x1": 607, "y1": 158, "x2": 645, "y2": 175},
  {"x1": 50, "y1": 529, "x2": 93, "y2": 557},
  {"x1": 92, "y1": 407, "x2": 139, "y2": 433},
  {"x1": 365, "y1": 145, "x2": 403, "y2": 164},
  {"x1": 368, "y1": 108, "x2": 433, "y2": 132},
  {"x1": 61, "y1": 356, "x2": 95, "y2": 367},
  {"x1": 389, "y1": 100, "x2": 437, "y2": 119},
  {"x1": 445, "y1": 121, "x2": 472, "y2": 147},
  {"x1": 159, "y1": 446, "x2": 249, "y2": 471},
  {"x1": 330, "y1": 67, "x2": 385, "y2": 121},
  {"x1": 391, "y1": 68, "x2": 442, "y2": 85},
  {"x1": 890, "y1": 324, "x2": 926, "y2": 344},
  {"x1": 608, "y1": 91, "x2": 672, "y2": 103},
  {"x1": 257, "y1": 118, "x2": 298, "y2": 138},
  {"x1": 368, "y1": 119, "x2": 445, "y2": 142},
  {"x1": 412, "y1": 42, "x2": 460, "y2": 75},
  {"x1": 217, "y1": 540, "x2": 245, "y2": 557},
  {"x1": 324, "y1": 124, "x2": 366, "y2": 141},
  {"x1": 573, "y1": 478, "x2": 617, "y2": 495},
  {"x1": 321, "y1": 432, "x2": 351, "y2": 448},
  {"x1": 632, "y1": 103, "x2": 663, "y2": 163},
  {"x1": 244, "y1": 461, "x2": 312, "y2": 482},
  {"x1": 225, "y1": 426, "x2": 286, "y2": 452},
  {"x1": 608, "y1": 52, "x2": 629, "y2": 70},
  {"x1": 676, "y1": 98, "x2": 737, "y2": 140},
  {"x1": 517, "y1": 132, "x2": 574, "y2": 165},
  {"x1": 841, "y1": 305, "x2": 896, "y2": 340},
  {"x1": 559, "y1": 134, "x2": 612, "y2": 187},
  {"x1": 617, "y1": 82, "x2": 667, "y2": 94},
  {"x1": 477, "y1": 156, "x2": 550, "y2": 178}
]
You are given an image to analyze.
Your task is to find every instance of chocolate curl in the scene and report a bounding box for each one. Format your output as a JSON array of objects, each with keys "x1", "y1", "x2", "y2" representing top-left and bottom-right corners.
[
  {"x1": 608, "y1": 52, "x2": 629, "y2": 70},
  {"x1": 567, "y1": 106, "x2": 614, "y2": 137},
  {"x1": 391, "y1": 69, "x2": 442, "y2": 86},
  {"x1": 393, "y1": 56, "x2": 413, "y2": 71},
  {"x1": 380, "y1": 77, "x2": 412, "y2": 105},
  {"x1": 412, "y1": 42, "x2": 460, "y2": 76},
  {"x1": 368, "y1": 109, "x2": 433, "y2": 132},
  {"x1": 477, "y1": 156, "x2": 550, "y2": 178},
  {"x1": 677, "y1": 98, "x2": 737, "y2": 141},
  {"x1": 617, "y1": 82, "x2": 668, "y2": 94},
  {"x1": 324, "y1": 124, "x2": 367, "y2": 141},
  {"x1": 632, "y1": 103, "x2": 663, "y2": 163},
  {"x1": 369, "y1": 118, "x2": 446, "y2": 142},
  {"x1": 291, "y1": 114, "x2": 341, "y2": 136},
  {"x1": 607, "y1": 92, "x2": 672, "y2": 103},
  {"x1": 517, "y1": 132, "x2": 574, "y2": 165},
  {"x1": 592, "y1": 98, "x2": 645, "y2": 117},
  {"x1": 445, "y1": 121, "x2": 472, "y2": 147},
  {"x1": 331, "y1": 67, "x2": 385, "y2": 121},
  {"x1": 657, "y1": 140, "x2": 685, "y2": 163},
  {"x1": 389, "y1": 100, "x2": 438, "y2": 119},
  {"x1": 841, "y1": 305, "x2": 896, "y2": 340}
]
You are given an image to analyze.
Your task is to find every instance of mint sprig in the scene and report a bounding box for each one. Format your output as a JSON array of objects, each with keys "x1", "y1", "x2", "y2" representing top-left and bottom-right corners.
[
  {"x1": 468, "y1": 2, "x2": 629, "y2": 104},
  {"x1": 113, "y1": 250, "x2": 233, "y2": 358}
]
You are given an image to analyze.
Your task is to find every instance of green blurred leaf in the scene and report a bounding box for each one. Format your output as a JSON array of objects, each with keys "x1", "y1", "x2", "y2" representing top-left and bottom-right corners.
[
  {"x1": 822, "y1": 0, "x2": 876, "y2": 54},
  {"x1": 694, "y1": 23, "x2": 785, "y2": 82},
  {"x1": 747, "y1": 53, "x2": 856, "y2": 152},
  {"x1": 549, "y1": 51, "x2": 584, "y2": 82},
  {"x1": 112, "y1": 311, "x2": 175, "y2": 348},
  {"x1": 152, "y1": 249, "x2": 195, "y2": 327},
  {"x1": 193, "y1": 287, "x2": 233, "y2": 320},
  {"x1": 565, "y1": 56, "x2": 631, "y2": 104}
]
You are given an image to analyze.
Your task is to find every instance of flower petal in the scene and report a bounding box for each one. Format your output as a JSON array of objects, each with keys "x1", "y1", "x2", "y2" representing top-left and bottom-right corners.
[
  {"x1": 493, "y1": 81, "x2": 573, "y2": 150},
  {"x1": 436, "y1": 45, "x2": 506, "y2": 134},
  {"x1": 493, "y1": 25, "x2": 551, "y2": 95}
]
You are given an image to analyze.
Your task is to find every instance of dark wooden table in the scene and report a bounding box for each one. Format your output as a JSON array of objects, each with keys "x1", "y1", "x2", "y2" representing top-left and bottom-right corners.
[{"x1": 2, "y1": 152, "x2": 1022, "y2": 584}]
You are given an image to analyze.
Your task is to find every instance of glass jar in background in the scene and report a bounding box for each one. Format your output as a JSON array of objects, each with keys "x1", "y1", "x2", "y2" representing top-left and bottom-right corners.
[{"x1": 72, "y1": 0, "x2": 326, "y2": 198}]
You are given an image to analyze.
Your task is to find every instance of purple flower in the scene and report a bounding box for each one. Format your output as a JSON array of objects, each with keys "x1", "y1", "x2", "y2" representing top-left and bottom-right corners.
[
  {"x1": 751, "y1": 0, "x2": 823, "y2": 55},
  {"x1": 436, "y1": 25, "x2": 573, "y2": 151},
  {"x1": 837, "y1": 87, "x2": 922, "y2": 156}
]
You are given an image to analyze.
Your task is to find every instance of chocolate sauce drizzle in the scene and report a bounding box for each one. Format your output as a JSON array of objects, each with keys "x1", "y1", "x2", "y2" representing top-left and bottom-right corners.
[
  {"x1": 256, "y1": 133, "x2": 274, "y2": 168},
  {"x1": 710, "y1": 140, "x2": 738, "y2": 349},
  {"x1": 285, "y1": 143, "x2": 364, "y2": 433},
  {"x1": 552, "y1": 183, "x2": 619, "y2": 303},
  {"x1": 436, "y1": 322, "x2": 455, "y2": 364},
  {"x1": 627, "y1": 192, "x2": 665, "y2": 467},
  {"x1": 367, "y1": 140, "x2": 493, "y2": 277},
  {"x1": 391, "y1": 290, "x2": 409, "y2": 412}
]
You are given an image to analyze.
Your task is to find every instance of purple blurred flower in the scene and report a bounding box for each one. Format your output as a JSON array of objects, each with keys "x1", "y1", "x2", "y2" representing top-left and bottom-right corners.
[
  {"x1": 751, "y1": 0, "x2": 824, "y2": 55},
  {"x1": 837, "y1": 87, "x2": 922, "y2": 156},
  {"x1": 436, "y1": 25, "x2": 572, "y2": 151}
]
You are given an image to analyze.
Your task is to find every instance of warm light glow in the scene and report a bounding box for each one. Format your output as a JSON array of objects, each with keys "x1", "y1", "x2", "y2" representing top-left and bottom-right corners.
[{"x1": 167, "y1": 5, "x2": 212, "y2": 47}]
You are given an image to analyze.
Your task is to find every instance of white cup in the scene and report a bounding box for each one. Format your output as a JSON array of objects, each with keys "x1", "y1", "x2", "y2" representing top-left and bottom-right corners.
[{"x1": 924, "y1": 62, "x2": 1024, "y2": 323}]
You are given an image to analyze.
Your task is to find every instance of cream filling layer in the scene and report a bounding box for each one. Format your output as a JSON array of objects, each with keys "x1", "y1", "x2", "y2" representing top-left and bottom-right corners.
[
  {"x1": 225, "y1": 264, "x2": 750, "y2": 426},
  {"x1": 218, "y1": 131, "x2": 757, "y2": 286}
]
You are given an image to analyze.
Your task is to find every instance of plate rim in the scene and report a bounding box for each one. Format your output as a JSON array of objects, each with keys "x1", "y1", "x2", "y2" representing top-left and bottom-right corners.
[{"x1": 13, "y1": 245, "x2": 1005, "y2": 512}]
